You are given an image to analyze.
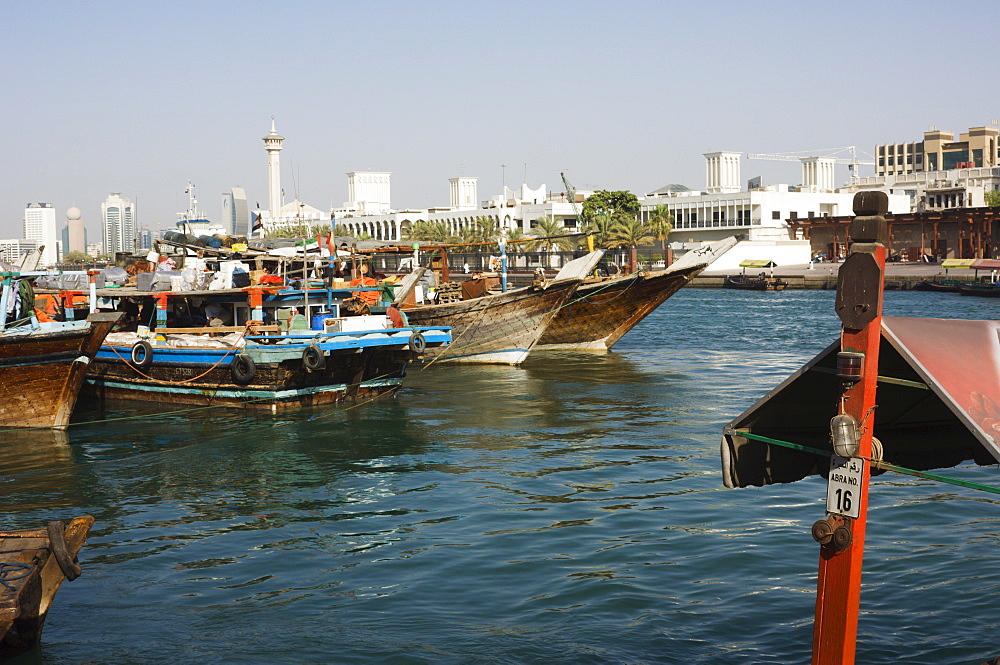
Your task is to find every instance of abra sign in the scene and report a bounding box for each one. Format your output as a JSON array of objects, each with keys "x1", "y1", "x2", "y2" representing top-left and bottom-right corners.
[{"x1": 826, "y1": 455, "x2": 864, "y2": 519}]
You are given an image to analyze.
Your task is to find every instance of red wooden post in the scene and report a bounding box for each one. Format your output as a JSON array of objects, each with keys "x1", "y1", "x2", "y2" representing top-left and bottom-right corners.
[{"x1": 811, "y1": 192, "x2": 889, "y2": 665}]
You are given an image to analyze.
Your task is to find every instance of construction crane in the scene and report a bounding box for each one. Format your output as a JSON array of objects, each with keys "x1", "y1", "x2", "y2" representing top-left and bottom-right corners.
[
  {"x1": 745, "y1": 146, "x2": 875, "y2": 181},
  {"x1": 560, "y1": 171, "x2": 581, "y2": 217}
]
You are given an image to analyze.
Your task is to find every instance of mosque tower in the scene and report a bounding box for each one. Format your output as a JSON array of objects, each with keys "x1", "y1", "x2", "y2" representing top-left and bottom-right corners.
[{"x1": 263, "y1": 118, "x2": 284, "y2": 220}]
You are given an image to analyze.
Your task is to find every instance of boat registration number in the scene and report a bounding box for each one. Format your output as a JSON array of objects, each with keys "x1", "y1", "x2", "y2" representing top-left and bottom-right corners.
[{"x1": 826, "y1": 456, "x2": 864, "y2": 519}]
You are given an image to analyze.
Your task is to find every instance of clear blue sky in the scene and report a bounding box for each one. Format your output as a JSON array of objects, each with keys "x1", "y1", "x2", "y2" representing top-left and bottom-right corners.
[{"x1": 4, "y1": 0, "x2": 997, "y2": 239}]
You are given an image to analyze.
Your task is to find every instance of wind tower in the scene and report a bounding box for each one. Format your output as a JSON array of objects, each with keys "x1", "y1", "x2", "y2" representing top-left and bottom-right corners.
[
  {"x1": 704, "y1": 151, "x2": 742, "y2": 193},
  {"x1": 263, "y1": 118, "x2": 284, "y2": 219}
]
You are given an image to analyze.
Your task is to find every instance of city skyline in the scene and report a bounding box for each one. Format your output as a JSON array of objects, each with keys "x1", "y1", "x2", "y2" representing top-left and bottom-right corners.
[{"x1": 5, "y1": 0, "x2": 997, "y2": 240}]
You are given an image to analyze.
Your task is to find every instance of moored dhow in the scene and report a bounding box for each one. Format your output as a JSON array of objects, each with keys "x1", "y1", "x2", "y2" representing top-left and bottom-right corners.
[
  {"x1": 82, "y1": 286, "x2": 450, "y2": 411},
  {"x1": 397, "y1": 251, "x2": 604, "y2": 364},
  {"x1": 0, "y1": 272, "x2": 120, "y2": 429},
  {"x1": 536, "y1": 237, "x2": 737, "y2": 351}
]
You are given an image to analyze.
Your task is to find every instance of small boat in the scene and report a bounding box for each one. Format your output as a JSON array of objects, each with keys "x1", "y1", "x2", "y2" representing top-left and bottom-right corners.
[
  {"x1": 0, "y1": 516, "x2": 93, "y2": 654},
  {"x1": 957, "y1": 283, "x2": 1000, "y2": 297},
  {"x1": 0, "y1": 272, "x2": 120, "y2": 429},
  {"x1": 915, "y1": 280, "x2": 962, "y2": 293},
  {"x1": 724, "y1": 274, "x2": 788, "y2": 291},
  {"x1": 397, "y1": 251, "x2": 603, "y2": 364},
  {"x1": 724, "y1": 259, "x2": 787, "y2": 291},
  {"x1": 537, "y1": 237, "x2": 737, "y2": 351},
  {"x1": 82, "y1": 283, "x2": 451, "y2": 411}
]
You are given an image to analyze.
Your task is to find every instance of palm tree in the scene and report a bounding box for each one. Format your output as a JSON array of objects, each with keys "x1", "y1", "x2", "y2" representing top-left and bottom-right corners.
[
  {"x1": 608, "y1": 218, "x2": 655, "y2": 273},
  {"x1": 647, "y1": 204, "x2": 674, "y2": 267},
  {"x1": 581, "y1": 213, "x2": 618, "y2": 249},
  {"x1": 405, "y1": 220, "x2": 455, "y2": 243},
  {"x1": 471, "y1": 216, "x2": 501, "y2": 245},
  {"x1": 527, "y1": 217, "x2": 573, "y2": 268}
]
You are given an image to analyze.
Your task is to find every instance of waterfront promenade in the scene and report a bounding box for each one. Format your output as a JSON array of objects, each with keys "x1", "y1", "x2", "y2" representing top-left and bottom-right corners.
[{"x1": 695, "y1": 260, "x2": 964, "y2": 289}]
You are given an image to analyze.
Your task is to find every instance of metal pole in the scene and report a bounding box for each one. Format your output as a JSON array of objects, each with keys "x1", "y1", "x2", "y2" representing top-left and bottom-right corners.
[
  {"x1": 811, "y1": 192, "x2": 889, "y2": 665},
  {"x1": 499, "y1": 234, "x2": 508, "y2": 293}
]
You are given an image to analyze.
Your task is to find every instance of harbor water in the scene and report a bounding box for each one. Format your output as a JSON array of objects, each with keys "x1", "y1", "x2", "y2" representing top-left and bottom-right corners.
[{"x1": 4, "y1": 290, "x2": 999, "y2": 664}]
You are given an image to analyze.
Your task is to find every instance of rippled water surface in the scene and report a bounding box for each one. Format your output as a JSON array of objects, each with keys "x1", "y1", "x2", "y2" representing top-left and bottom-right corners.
[{"x1": 4, "y1": 289, "x2": 999, "y2": 664}]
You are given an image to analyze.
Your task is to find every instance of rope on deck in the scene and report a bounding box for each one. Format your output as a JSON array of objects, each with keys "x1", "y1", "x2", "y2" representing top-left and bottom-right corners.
[
  {"x1": 737, "y1": 430, "x2": 1000, "y2": 497},
  {"x1": 0, "y1": 563, "x2": 32, "y2": 591}
]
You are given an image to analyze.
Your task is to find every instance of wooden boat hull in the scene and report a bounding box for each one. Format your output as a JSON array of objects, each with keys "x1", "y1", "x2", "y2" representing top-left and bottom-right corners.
[
  {"x1": 0, "y1": 516, "x2": 93, "y2": 654},
  {"x1": 0, "y1": 313, "x2": 120, "y2": 429},
  {"x1": 724, "y1": 275, "x2": 787, "y2": 291},
  {"x1": 536, "y1": 263, "x2": 705, "y2": 351},
  {"x1": 402, "y1": 278, "x2": 581, "y2": 364},
  {"x1": 915, "y1": 280, "x2": 960, "y2": 293},
  {"x1": 85, "y1": 328, "x2": 450, "y2": 411},
  {"x1": 957, "y1": 284, "x2": 1000, "y2": 297}
]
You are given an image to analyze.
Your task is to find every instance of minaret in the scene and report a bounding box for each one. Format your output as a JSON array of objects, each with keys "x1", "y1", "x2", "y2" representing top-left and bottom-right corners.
[{"x1": 263, "y1": 118, "x2": 284, "y2": 220}]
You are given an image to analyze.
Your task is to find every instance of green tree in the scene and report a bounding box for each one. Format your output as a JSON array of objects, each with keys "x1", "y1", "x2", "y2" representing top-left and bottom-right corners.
[
  {"x1": 267, "y1": 224, "x2": 314, "y2": 239},
  {"x1": 405, "y1": 220, "x2": 455, "y2": 243},
  {"x1": 986, "y1": 190, "x2": 1000, "y2": 207},
  {"x1": 63, "y1": 250, "x2": 90, "y2": 264},
  {"x1": 647, "y1": 203, "x2": 674, "y2": 263},
  {"x1": 608, "y1": 217, "x2": 654, "y2": 248},
  {"x1": 580, "y1": 190, "x2": 640, "y2": 227},
  {"x1": 581, "y1": 213, "x2": 619, "y2": 249},
  {"x1": 471, "y1": 216, "x2": 501, "y2": 245},
  {"x1": 527, "y1": 217, "x2": 574, "y2": 267}
]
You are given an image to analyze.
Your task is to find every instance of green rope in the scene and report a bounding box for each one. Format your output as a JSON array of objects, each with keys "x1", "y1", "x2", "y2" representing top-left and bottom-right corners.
[{"x1": 737, "y1": 430, "x2": 1000, "y2": 497}]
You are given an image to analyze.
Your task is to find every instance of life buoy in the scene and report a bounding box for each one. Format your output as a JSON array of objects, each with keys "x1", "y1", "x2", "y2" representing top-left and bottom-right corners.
[
  {"x1": 130, "y1": 340, "x2": 153, "y2": 369},
  {"x1": 230, "y1": 353, "x2": 257, "y2": 385},
  {"x1": 302, "y1": 345, "x2": 325, "y2": 371},
  {"x1": 46, "y1": 521, "x2": 82, "y2": 582},
  {"x1": 408, "y1": 331, "x2": 427, "y2": 354}
]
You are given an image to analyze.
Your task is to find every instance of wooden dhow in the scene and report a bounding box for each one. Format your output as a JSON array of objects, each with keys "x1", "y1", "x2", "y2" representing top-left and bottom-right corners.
[
  {"x1": 537, "y1": 237, "x2": 737, "y2": 351},
  {"x1": 398, "y1": 251, "x2": 604, "y2": 365},
  {"x1": 0, "y1": 272, "x2": 120, "y2": 429},
  {"x1": 81, "y1": 285, "x2": 450, "y2": 411},
  {"x1": 0, "y1": 516, "x2": 93, "y2": 654}
]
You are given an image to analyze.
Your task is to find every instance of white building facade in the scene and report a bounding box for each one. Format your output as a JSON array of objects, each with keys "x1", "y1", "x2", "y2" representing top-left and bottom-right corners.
[
  {"x1": 101, "y1": 193, "x2": 136, "y2": 255},
  {"x1": 23, "y1": 203, "x2": 59, "y2": 266},
  {"x1": 337, "y1": 181, "x2": 582, "y2": 242},
  {"x1": 0, "y1": 239, "x2": 40, "y2": 265},
  {"x1": 346, "y1": 172, "x2": 392, "y2": 214},
  {"x1": 851, "y1": 166, "x2": 1000, "y2": 212}
]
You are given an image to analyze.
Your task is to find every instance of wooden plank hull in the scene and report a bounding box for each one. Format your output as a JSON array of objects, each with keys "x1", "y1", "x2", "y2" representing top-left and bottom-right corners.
[
  {"x1": 0, "y1": 516, "x2": 93, "y2": 654},
  {"x1": 957, "y1": 283, "x2": 1000, "y2": 297},
  {"x1": 402, "y1": 278, "x2": 581, "y2": 364},
  {"x1": 724, "y1": 275, "x2": 787, "y2": 291},
  {"x1": 0, "y1": 313, "x2": 120, "y2": 429},
  {"x1": 86, "y1": 344, "x2": 416, "y2": 411},
  {"x1": 537, "y1": 264, "x2": 705, "y2": 351}
]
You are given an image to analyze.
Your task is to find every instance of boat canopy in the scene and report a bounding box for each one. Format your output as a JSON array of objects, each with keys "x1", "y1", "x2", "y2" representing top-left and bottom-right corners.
[
  {"x1": 971, "y1": 258, "x2": 1000, "y2": 270},
  {"x1": 738, "y1": 259, "x2": 777, "y2": 268},
  {"x1": 721, "y1": 316, "x2": 1000, "y2": 488},
  {"x1": 941, "y1": 259, "x2": 976, "y2": 269}
]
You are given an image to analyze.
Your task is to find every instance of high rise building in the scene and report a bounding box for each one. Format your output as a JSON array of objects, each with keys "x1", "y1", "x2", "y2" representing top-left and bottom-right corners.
[
  {"x1": 63, "y1": 206, "x2": 87, "y2": 255},
  {"x1": 101, "y1": 193, "x2": 135, "y2": 255},
  {"x1": 23, "y1": 202, "x2": 59, "y2": 266},
  {"x1": 222, "y1": 186, "x2": 250, "y2": 235}
]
